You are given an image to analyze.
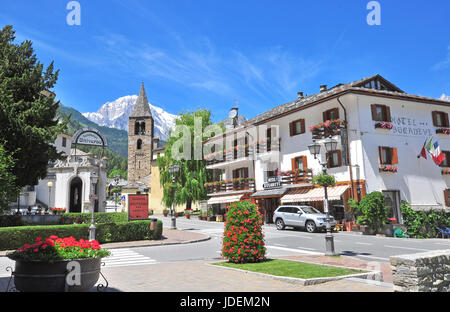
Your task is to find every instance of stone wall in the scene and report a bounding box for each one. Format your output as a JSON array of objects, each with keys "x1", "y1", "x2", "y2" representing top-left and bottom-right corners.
[{"x1": 390, "y1": 249, "x2": 450, "y2": 292}]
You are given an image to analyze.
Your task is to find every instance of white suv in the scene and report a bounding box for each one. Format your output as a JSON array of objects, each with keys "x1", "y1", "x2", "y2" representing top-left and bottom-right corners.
[{"x1": 273, "y1": 205, "x2": 336, "y2": 233}]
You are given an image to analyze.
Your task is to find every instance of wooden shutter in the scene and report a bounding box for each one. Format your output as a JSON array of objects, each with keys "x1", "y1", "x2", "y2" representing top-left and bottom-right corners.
[
  {"x1": 386, "y1": 106, "x2": 392, "y2": 122},
  {"x1": 337, "y1": 150, "x2": 342, "y2": 167},
  {"x1": 445, "y1": 113, "x2": 449, "y2": 128},
  {"x1": 289, "y1": 122, "x2": 294, "y2": 136},
  {"x1": 332, "y1": 108, "x2": 340, "y2": 120},
  {"x1": 379, "y1": 146, "x2": 385, "y2": 164},
  {"x1": 232, "y1": 169, "x2": 237, "y2": 179},
  {"x1": 291, "y1": 158, "x2": 298, "y2": 170},
  {"x1": 392, "y1": 148, "x2": 398, "y2": 164},
  {"x1": 325, "y1": 152, "x2": 331, "y2": 168},
  {"x1": 300, "y1": 119, "x2": 305, "y2": 134},
  {"x1": 432, "y1": 111, "x2": 438, "y2": 127},
  {"x1": 371, "y1": 105, "x2": 378, "y2": 121},
  {"x1": 445, "y1": 190, "x2": 450, "y2": 207},
  {"x1": 323, "y1": 111, "x2": 328, "y2": 122},
  {"x1": 243, "y1": 167, "x2": 249, "y2": 178}
]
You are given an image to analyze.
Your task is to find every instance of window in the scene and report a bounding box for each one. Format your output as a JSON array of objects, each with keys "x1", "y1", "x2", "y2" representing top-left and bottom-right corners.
[
  {"x1": 432, "y1": 111, "x2": 449, "y2": 128},
  {"x1": 379, "y1": 147, "x2": 398, "y2": 165},
  {"x1": 137, "y1": 139, "x2": 143, "y2": 150},
  {"x1": 440, "y1": 151, "x2": 450, "y2": 167},
  {"x1": 291, "y1": 156, "x2": 307, "y2": 171},
  {"x1": 135, "y1": 122, "x2": 140, "y2": 135},
  {"x1": 323, "y1": 108, "x2": 339, "y2": 121},
  {"x1": 371, "y1": 104, "x2": 391, "y2": 122},
  {"x1": 289, "y1": 119, "x2": 305, "y2": 136},
  {"x1": 232, "y1": 167, "x2": 249, "y2": 179},
  {"x1": 62, "y1": 137, "x2": 67, "y2": 147},
  {"x1": 266, "y1": 169, "x2": 278, "y2": 178},
  {"x1": 326, "y1": 150, "x2": 342, "y2": 168}
]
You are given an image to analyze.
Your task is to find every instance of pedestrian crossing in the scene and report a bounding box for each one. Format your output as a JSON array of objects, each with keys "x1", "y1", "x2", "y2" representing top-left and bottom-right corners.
[{"x1": 103, "y1": 248, "x2": 157, "y2": 268}]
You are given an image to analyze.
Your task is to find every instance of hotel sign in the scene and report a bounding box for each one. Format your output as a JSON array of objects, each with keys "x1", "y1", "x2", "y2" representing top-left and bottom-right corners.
[
  {"x1": 72, "y1": 128, "x2": 108, "y2": 147},
  {"x1": 128, "y1": 194, "x2": 149, "y2": 221},
  {"x1": 390, "y1": 116, "x2": 432, "y2": 137},
  {"x1": 263, "y1": 176, "x2": 282, "y2": 189}
]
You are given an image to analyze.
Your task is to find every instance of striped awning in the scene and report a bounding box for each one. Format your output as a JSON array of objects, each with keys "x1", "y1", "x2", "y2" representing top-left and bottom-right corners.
[
  {"x1": 207, "y1": 194, "x2": 244, "y2": 205},
  {"x1": 281, "y1": 186, "x2": 349, "y2": 203},
  {"x1": 251, "y1": 188, "x2": 287, "y2": 198}
]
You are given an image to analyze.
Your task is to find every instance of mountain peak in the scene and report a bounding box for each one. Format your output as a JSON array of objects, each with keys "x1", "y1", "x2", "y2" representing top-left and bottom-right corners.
[{"x1": 83, "y1": 94, "x2": 177, "y2": 141}]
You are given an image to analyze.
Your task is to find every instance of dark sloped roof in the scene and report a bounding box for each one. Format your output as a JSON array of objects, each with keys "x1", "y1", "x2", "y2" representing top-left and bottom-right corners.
[{"x1": 130, "y1": 82, "x2": 152, "y2": 118}]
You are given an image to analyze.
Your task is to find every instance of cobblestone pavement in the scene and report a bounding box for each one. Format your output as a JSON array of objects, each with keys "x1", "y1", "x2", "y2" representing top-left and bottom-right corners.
[{"x1": 96, "y1": 260, "x2": 392, "y2": 292}]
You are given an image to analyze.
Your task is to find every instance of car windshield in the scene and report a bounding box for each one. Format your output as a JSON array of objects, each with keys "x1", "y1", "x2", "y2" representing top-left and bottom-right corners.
[{"x1": 301, "y1": 206, "x2": 321, "y2": 214}]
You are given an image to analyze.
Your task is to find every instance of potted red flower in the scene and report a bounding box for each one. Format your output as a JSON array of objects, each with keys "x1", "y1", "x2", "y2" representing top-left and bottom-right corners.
[{"x1": 7, "y1": 236, "x2": 110, "y2": 292}]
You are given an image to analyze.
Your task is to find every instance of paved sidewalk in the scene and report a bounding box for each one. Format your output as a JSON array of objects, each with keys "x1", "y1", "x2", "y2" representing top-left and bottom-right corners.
[
  {"x1": 97, "y1": 260, "x2": 392, "y2": 292},
  {"x1": 0, "y1": 228, "x2": 210, "y2": 256}
]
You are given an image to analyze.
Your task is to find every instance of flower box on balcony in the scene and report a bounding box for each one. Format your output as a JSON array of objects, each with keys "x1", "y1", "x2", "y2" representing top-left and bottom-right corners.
[
  {"x1": 379, "y1": 165, "x2": 398, "y2": 173},
  {"x1": 309, "y1": 119, "x2": 345, "y2": 139},
  {"x1": 436, "y1": 128, "x2": 450, "y2": 135},
  {"x1": 374, "y1": 122, "x2": 393, "y2": 130}
]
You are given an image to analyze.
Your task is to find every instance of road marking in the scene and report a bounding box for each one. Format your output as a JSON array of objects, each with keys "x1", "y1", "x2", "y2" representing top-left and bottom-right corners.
[
  {"x1": 356, "y1": 242, "x2": 373, "y2": 246},
  {"x1": 274, "y1": 244, "x2": 287, "y2": 247},
  {"x1": 266, "y1": 245, "x2": 322, "y2": 255},
  {"x1": 104, "y1": 249, "x2": 157, "y2": 268},
  {"x1": 384, "y1": 245, "x2": 429, "y2": 251},
  {"x1": 297, "y1": 247, "x2": 318, "y2": 251}
]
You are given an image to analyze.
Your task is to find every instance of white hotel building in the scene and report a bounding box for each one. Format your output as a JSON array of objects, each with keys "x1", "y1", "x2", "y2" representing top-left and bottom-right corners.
[{"x1": 203, "y1": 75, "x2": 450, "y2": 224}]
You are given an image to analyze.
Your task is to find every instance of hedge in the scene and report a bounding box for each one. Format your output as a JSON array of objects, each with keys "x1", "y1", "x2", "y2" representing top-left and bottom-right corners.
[
  {"x1": 0, "y1": 219, "x2": 163, "y2": 251},
  {"x1": 0, "y1": 215, "x2": 23, "y2": 228},
  {"x1": 59, "y1": 212, "x2": 128, "y2": 225}
]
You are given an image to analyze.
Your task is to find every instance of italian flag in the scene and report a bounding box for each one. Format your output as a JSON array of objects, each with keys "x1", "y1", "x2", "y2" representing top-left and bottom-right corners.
[{"x1": 426, "y1": 138, "x2": 446, "y2": 165}]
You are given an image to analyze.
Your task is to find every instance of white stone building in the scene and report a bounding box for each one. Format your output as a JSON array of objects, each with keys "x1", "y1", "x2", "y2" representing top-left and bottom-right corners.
[
  {"x1": 18, "y1": 133, "x2": 108, "y2": 213},
  {"x1": 203, "y1": 75, "x2": 450, "y2": 224}
]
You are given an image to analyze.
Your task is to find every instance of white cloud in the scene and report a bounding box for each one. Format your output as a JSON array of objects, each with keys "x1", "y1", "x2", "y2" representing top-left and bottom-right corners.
[
  {"x1": 432, "y1": 46, "x2": 450, "y2": 70},
  {"x1": 441, "y1": 94, "x2": 450, "y2": 102}
]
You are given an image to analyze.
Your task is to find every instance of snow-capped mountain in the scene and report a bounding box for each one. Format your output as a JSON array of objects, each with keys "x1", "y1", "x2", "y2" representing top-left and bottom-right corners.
[
  {"x1": 83, "y1": 95, "x2": 177, "y2": 141},
  {"x1": 441, "y1": 94, "x2": 450, "y2": 102}
]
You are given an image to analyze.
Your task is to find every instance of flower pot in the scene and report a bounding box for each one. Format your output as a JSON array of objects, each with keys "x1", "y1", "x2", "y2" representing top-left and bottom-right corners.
[
  {"x1": 186, "y1": 214, "x2": 190, "y2": 219},
  {"x1": 163, "y1": 212, "x2": 168, "y2": 217},
  {"x1": 345, "y1": 221, "x2": 353, "y2": 232},
  {"x1": 13, "y1": 258, "x2": 103, "y2": 292}
]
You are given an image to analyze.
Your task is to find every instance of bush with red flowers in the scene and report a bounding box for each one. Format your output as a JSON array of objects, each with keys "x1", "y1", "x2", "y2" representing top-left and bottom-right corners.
[
  {"x1": 222, "y1": 200, "x2": 266, "y2": 264},
  {"x1": 7, "y1": 236, "x2": 110, "y2": 262}
]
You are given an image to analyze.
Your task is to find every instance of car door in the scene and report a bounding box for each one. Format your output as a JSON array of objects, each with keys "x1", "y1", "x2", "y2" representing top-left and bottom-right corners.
[
  {"x1": 297, "y1": 207, "x2": 308, "y2": 227},
  {"x1": 289, "y1": 207, "x2": 303, "y2": 227}
]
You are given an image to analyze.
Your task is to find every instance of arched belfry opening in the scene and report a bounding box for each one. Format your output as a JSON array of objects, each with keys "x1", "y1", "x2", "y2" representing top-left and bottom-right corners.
[
  {"x1": 137, "y1": 139, "x2": 143, "y2": 150},
  {"x1": 69, "y1": 177, "x2": 82, "y2": 213}
]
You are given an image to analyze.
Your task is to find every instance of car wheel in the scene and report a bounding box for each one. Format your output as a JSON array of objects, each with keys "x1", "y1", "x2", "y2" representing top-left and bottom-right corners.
[
  {"x1": 305, "y1": 221, "x2": 316, "y2": 233},
  {"x1": 276, "y1": 219, "x2": 285, "y2": 230}
]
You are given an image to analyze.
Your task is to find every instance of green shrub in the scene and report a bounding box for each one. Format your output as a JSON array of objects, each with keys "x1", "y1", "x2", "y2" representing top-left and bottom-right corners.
[
  {"x1": 0, "y1": 215, "x2": 23, "y2": 227},
  {"x1": 59, "y1": 212, "x2": 128, "y2": 225},
  {"x1": 401, "y1": 202, "x2": 449, "y2": 238},
  {"x1": 312, "y1": 174, "x2": 336, "y2": 187},
  {"x1": 0, "y1": 219, "x2": 163, "y2": 251},
  {"x1": 222, "y1": 200, "x2": 266, "y2": 264},
  {"x1": 352, "y1": 191, "x2": 389, "y2": 234}
]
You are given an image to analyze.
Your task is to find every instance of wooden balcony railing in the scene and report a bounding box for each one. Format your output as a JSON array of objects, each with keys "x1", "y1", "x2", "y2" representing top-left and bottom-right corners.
[
  {"x1": 205, "y1": 178, "x2": 255, "y2": 194},
  {"x1": 278, "y1": 170, "x2": 313, "y2": 185},
  {"x1": 205, "y1": 138, "x2": 281, "y2": 166}
]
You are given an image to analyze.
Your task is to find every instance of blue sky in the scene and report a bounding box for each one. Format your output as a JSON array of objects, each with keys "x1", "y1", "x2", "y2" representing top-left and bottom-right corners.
[{"x1": 1, "y1": 0, "x2": 449, "y2": 122}]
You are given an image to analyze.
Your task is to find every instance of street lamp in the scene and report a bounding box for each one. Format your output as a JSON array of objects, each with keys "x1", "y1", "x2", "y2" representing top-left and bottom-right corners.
[
  {"x1": 169, "y1": 164, "x2": 180, "y2": 229},
  {"x1": 114, "y1": 174, "x2": 120, "y2": 212},
  {"x1": 47, "y1": 181, "x2": 53, "y2": 212},
  {"x1": 308, "y1": 136, "x2": 338, "y2": 256}
]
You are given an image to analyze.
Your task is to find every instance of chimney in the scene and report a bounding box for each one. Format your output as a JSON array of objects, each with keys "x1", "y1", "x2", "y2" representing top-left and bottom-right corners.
[
  {"x1": 320, "y1": 85, "x2": 327, "y2": 92},
  {"x1": 297, "y1": 92, "x2": 304, "y2": 99}
]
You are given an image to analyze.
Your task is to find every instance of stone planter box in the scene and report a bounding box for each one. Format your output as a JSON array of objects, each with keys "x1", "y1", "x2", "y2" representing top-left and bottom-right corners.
[{"x1": 13, "y1": 258, "x2": 103, "y2": 292}]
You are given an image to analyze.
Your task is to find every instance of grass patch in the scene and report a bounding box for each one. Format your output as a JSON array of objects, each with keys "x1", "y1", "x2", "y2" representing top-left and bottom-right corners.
[{"x1": 214, "y1": 259, "x2": 364, "y2": 279}]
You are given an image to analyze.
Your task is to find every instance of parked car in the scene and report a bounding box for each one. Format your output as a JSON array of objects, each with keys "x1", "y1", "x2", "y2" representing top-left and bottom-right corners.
[{"x1": 273, "y1": 205, "x2": 336, "y2": 233}]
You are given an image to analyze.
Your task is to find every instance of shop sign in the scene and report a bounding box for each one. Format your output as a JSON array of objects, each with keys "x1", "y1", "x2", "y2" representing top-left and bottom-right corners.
[
  {"x1": 263, "y1": 176, "x2": 282, "y2": 189},
  {"x1": 128, "y1": 194, "x2": 149, "y2": 221}
]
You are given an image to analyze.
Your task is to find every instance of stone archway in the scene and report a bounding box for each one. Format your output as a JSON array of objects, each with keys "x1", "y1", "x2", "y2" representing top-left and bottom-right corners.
[{"x1": 69, "y1": 177, "x2": 83, "y2": 213}]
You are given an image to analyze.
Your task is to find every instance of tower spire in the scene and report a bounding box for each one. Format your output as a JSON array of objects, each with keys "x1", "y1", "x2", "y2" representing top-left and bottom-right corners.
[{"x1": 130, "y1": 82, "x2": 152, "y2": 118}]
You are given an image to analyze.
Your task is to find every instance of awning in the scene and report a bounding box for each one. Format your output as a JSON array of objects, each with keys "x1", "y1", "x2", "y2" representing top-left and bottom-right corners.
[
  {"x1": 207, "y1": 194, "x2": 244, "y2": 205},
  {"x1": 251, "y1": 188, "x2": 287, "y2": 198},
  {"x1": 281, "y1": 185, "x2": 349, "y2": 203}
]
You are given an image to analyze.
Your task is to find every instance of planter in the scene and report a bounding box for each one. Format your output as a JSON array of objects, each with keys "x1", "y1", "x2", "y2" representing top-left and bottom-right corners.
[
  {"x1": 163, "y1": 212, "x2": 168, "y2": 217},
  {"x1": 345, "y1": 221, "x2": 354, "y2": 232},
  {"x1": 207, "y1": 216, "x2": 216, "y2": 222},
  {"x1": 13, "y1": 258, "x2": 103, "y2": 292},
  {"x1": 216, "y1": 215, "x2": 223, "y2": 222},
  {"x1": 185, "y1": 214, "x2": 191, "y2": 219}
]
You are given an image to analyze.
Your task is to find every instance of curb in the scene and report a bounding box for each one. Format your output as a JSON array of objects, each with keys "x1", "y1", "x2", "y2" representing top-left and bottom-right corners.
[
  {"x1": 207, "y1": 260, "x2": 382, "y2": 286},
  {"x1": 102, "y1": 235, "x2": 211, "y2": 250}
]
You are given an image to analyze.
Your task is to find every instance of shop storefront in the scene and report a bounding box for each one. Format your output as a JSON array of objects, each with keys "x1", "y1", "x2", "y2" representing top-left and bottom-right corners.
[{"x1": 251, "y1": 176, "x2": 288, "y2": 224}]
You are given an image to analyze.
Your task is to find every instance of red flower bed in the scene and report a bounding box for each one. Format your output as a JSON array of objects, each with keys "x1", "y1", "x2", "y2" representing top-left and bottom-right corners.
[
  {"x1": 222, "y1": 200, "x2": 266, "y2": 264},
  {"x1": 8, "y1": 236, "x2": 110, "y2": 261}
]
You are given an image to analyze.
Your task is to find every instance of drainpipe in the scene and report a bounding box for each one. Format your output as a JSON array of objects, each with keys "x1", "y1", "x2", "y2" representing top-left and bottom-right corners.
[{"x1": 336, "y1": 97, "x2": 357, "y2": 202}]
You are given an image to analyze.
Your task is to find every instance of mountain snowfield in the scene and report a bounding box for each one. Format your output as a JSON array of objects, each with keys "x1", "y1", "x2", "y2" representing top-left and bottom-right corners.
[{"x1": 83, "y1": 95, "x2": 177, "y2": 141}]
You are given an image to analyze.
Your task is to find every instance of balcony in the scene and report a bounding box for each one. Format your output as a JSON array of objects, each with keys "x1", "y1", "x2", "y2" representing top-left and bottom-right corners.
[
  {"x1": 205, "y1": 178, "x2": 255, "y2": 195},
  {"x1": 205, "y1": 138, "x2": 281, "y2": 167},
  {"x1": 310, "y1": 120, "x2": 346, "y2": 140},
  {"x1": 278, "y1": 169, "x2": 314, "y2": 186}
]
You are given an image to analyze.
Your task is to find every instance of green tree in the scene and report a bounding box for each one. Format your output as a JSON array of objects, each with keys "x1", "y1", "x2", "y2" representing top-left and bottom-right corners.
[
  {"x1": 352, "y1": 191, "x2": 389, "y2": 233},
  {"x1": 0, "y1": 25, "x2": 68, "y2": 189},
  {"x1": 0, "y1": 142, "x2": 20, "y2": 212},
  {"x1": 157, "y1": 109, "x2": 217, "y2": 209}
]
